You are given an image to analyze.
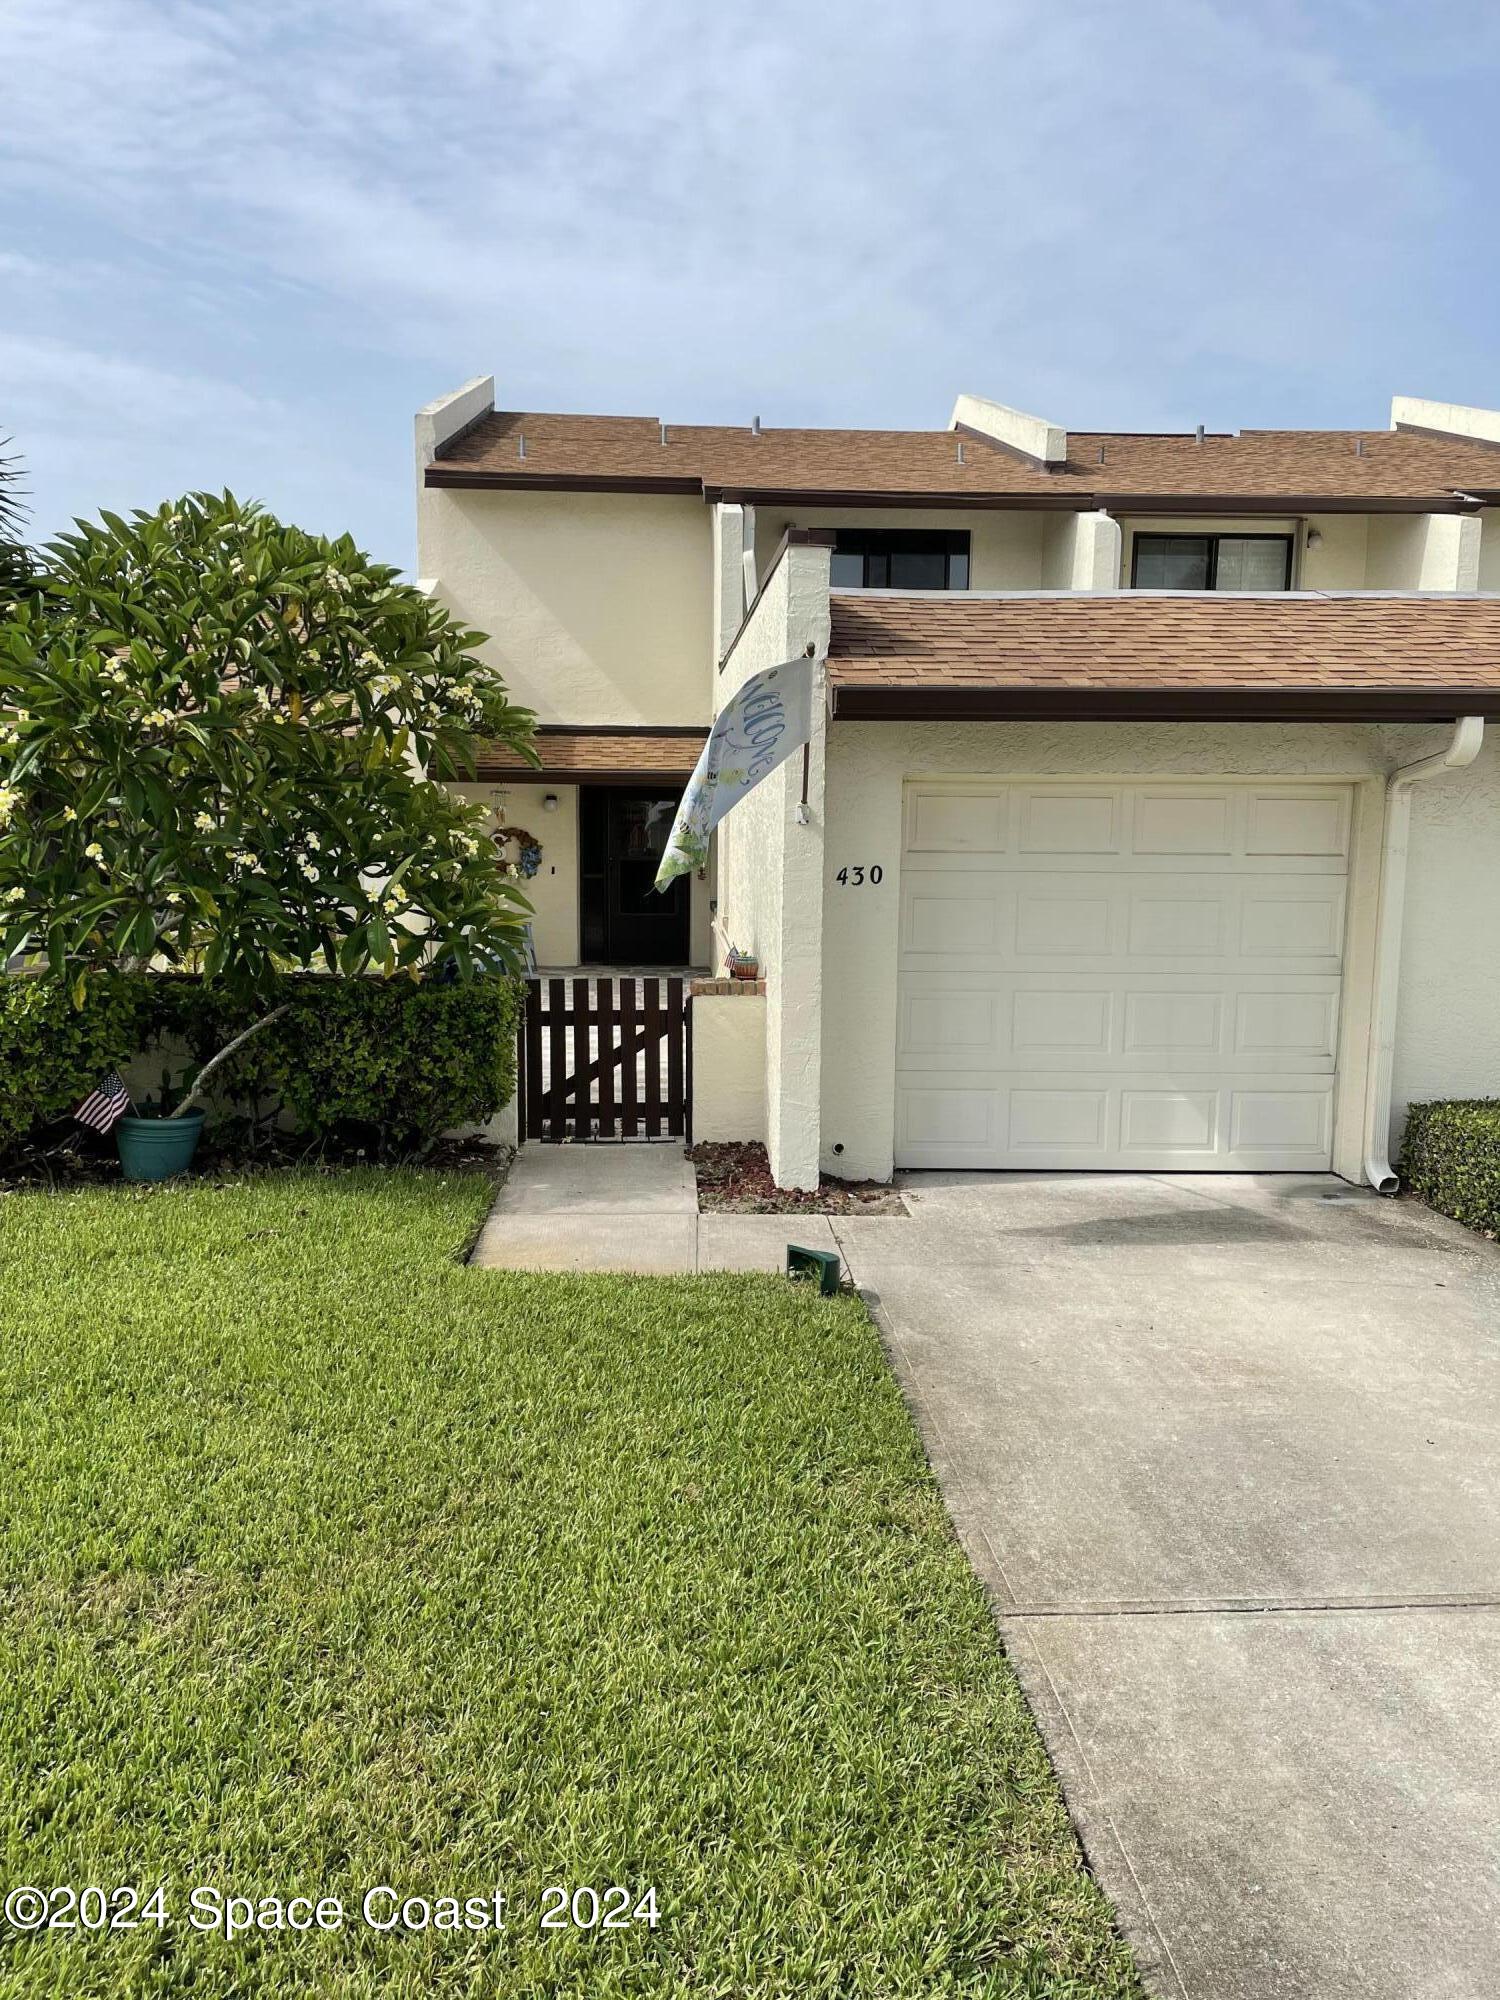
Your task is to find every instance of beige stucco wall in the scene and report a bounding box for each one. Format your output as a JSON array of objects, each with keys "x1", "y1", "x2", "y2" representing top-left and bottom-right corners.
[
  {"x1": 449, "y1": 781, "x2": 581, "y2": 965},
  {"x1": 691, "y1": 991, "x2": 766, "y2": 1141},
  {"x1": 1303, "y1": 512, "x2": 1371, "y2": 588},
  {"x1": 419, "y1": 488, "x2": 714, "y2": 725},
  {"x1": 1392, "y1": 733, "x2": 1500, "y2": 1121},
  {"x1": 1478, "y1": 510, "x2": 1500, "y2": 590},
  {"x1": 713, "y1": 544, "x2": 831, "y2": 1187},
  {"x1": 819, "y1": 719, "x2": 1500, "y2": 1184},
  {"x1": 752, "y1": 506, "x2": 1045, "y2": 592},
  {"x1": 1365, "y1": 514, "x2": 1429, "y2": 590},
  {"x1": 1363, "y1": 512, "x2": 1480, "y2": 590}
]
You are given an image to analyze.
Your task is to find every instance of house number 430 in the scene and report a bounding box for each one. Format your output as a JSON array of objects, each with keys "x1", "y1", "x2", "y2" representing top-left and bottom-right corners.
[{"x1": 835, "y1": 865, "x2": 883, "y2": 886}]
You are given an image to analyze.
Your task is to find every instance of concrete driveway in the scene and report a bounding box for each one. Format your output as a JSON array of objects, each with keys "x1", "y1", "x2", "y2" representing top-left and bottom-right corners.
[{"x1": 833, "y1": 1174, "x2": 1500, "y2": 2000}]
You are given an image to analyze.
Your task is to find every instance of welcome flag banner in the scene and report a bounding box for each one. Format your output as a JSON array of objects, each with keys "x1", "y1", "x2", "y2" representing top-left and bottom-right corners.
[{"x1": 654, "y1": 657, "x2": 815, "y2": 889}]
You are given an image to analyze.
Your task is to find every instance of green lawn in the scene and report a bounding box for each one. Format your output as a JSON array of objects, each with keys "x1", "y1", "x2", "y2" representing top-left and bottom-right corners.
[{"x1": 0, "y1": 1169, "x2": 1139, "y2": 1998}]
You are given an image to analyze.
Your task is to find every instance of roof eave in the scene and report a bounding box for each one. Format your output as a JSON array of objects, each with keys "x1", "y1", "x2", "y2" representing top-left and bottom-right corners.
[
  {"x1": 427, "y1": 466, "x2": 1499, "y2": 512},
  {"x1": 827, "y1": 684, "x2": 1500, "y2": 723},
  {"x1": 425, "y1": 467, "x2": 703, "y2": 496},
  {"x1": 1094, "y1": 492, "x2": 1493, "y2": 515},
  {"x1": 473, "y1": 766, "x2": 698, "y2": 785}
]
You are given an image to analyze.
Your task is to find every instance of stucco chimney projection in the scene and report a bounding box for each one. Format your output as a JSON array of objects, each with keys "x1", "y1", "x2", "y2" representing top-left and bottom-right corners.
[
  {"x1": 414, "y1": 375, "x2": 496, "y2": 471},
  {"x1": 1390, "y1": 394, "x2": 1500, "y2": 445},
  {"x1": 948, "y1": 392, "x2": 1066, "y2": 466}
]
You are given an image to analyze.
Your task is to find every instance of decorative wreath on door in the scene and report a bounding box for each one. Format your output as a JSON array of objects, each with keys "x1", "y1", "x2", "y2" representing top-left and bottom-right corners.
[{"x1": 492, "y1": 824, "x2": 543, "y2": 880}]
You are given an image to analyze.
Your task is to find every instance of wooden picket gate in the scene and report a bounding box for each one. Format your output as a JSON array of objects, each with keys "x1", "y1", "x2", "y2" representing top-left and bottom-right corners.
[{"x1": 517, "y1": 976, "x2": 691, "y2": 1143}]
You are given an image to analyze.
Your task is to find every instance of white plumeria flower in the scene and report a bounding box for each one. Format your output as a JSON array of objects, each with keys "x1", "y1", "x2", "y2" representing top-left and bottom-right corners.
[
  {"x1": 0, "y1": 787, "x2": 21, "y2": 825},
  {"x1": 1, "y1": 885, "x2": 24, "y2": 905},
  {"x1": 193, "y1": 811, "x2": 216, "y2": 832},
  {"x1": 304, "y1": 832, "x2": 321, "y2": 851},
  {"x1": 61, "y1": 806, "x2": 78, "y2": 824},
  {"x1": 83, "y1": 841, "x2": 104, "y2": 861},
  {"x1": 165, "y1": 892, "x2": 183, "y2": 907}
]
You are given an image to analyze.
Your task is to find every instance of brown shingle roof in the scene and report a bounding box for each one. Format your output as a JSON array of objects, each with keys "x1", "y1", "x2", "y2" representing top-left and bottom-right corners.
[
  {"x1": 825, "y1": 590, "x2": 1500, "y2": 720},
  {"x1": 428, "y1": 410, "x2": 1500, "y2": 506},
  {"x1": 475, "y1": 727, "x2": 705, "y2": 783}
]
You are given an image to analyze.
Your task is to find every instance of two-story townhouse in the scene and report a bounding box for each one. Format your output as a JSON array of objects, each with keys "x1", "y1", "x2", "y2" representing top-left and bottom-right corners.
[{"x1": 416, "y1": 380, "x2": 1500, "y2": 1189}]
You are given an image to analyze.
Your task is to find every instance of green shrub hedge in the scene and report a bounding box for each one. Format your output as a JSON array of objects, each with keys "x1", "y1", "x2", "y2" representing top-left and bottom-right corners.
[
  {"x1": 1402, "y1": 1099, "x2": 1500, "y2": 1235},
  {"x1": 1, "y1": 973, "x2": 524, "y2": 1159},
  {"x1": 0, "y1": 975, "x2": 155, "y2": 1151}
]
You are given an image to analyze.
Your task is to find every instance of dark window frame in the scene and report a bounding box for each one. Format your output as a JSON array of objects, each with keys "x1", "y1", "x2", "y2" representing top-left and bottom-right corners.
[
  {"x1": 1129, "y1": 530, "x2": 1295, "y2": 592},
  {"x1": 831, "y1": 528, "x2": 971, "y2": 591}
]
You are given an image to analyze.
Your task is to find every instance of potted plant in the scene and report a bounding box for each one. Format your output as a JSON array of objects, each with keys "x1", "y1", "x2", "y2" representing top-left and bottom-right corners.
[
  {"x1": 116, "y1": 1066, "x2": 206, "y2": 1183},
  {"x1": 0, "y1": 491, "x2": 540, "y2": 1174}
]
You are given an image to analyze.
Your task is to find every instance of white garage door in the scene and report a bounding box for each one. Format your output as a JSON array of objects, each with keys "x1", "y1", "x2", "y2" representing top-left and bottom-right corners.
[{"x1": 895, "y1": 781, "x2": 1351, "y2": 1171}]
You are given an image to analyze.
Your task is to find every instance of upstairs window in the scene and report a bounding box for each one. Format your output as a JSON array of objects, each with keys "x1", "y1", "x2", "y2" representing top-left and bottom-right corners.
[
  {"x1": 1131, "y1": 532, "x2": 1293, "y2": 591},
  {"x1": 830, "y1": 529, "x2": 970, "y2": 590}
]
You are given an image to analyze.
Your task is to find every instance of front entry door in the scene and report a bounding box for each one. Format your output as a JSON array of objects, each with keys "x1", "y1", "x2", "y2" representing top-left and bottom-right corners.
[{"x1": 580, "y1": 788, "x2": 690, "y2": 965}]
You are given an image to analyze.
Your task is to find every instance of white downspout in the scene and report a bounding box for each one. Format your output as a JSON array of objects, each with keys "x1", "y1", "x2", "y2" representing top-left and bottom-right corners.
[{"x1": 1362, "y1": 715, "x2": 1485, "y2": 1192}]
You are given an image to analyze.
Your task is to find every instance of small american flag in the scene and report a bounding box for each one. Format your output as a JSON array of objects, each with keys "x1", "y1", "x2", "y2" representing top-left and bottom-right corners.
[{"x1": 74, "y1": 1072, "x2": 134, "y2": 1133}]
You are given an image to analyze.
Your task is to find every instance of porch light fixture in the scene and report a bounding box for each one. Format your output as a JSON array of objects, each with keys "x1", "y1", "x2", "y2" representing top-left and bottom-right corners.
[
  {"x1": 1306, "y1": 527, "x2": 1323, "y2": 549},
  {"x1": 542, "y1": 793, "x2": 559, "y2": 812}
]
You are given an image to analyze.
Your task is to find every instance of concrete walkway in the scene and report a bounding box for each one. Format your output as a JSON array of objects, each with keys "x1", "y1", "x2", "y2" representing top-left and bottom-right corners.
[
  {"x1": 470, "y1": 1144, "x2": 845, "y2": 1274},
  {"x1": 834, "y1": 1172, "x2": 1500, "y2": 2000}
]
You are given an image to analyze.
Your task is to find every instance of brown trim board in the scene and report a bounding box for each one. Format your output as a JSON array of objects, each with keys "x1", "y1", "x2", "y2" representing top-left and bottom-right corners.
[
  {"x1": 474, "y1": 768, "x2": 697, "y2": 786},
  {"x1": 827, "y1": 684, "x2": 1500, "y2": 723}
]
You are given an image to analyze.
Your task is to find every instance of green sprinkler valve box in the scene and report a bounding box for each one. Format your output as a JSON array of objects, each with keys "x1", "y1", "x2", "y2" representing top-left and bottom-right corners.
[{"x1": 786, "y1": 1244, "x2": 841, "y2": 1295}]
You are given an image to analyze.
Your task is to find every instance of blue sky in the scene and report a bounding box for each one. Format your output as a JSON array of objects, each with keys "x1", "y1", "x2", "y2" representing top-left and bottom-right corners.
[{"x1": 2, "y1": 0, "x2": 1498, "y2": 571}]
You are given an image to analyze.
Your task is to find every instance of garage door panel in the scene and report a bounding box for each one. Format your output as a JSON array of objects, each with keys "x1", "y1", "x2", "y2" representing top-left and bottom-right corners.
[
  {"x1": 1240, "y1": 886, "x2": 1345, "y2": 961},
  {"x1": 1015, "y1": 889, "x2": 1114, "y2": 956},
  {"x1": 1122, "y1": 990, "x2": 1224, "y2": 1054},
  {"x1": 1010, "y1": 1088, "x2": 1109, "y2": 1149},
  {"x1": 1126, "y1": 890, "x2": 1227, "y2": 957},
  {"x1": 1131, "y1": 789, "x2": 1235, "y2": 854},
  {"x1": 905, "y1": 785, "x2": 1010, "y2": 853},
  {"x1": 1011, "y1": 990, "x2": 1113, "y2": 1055},
  {"x1": 895, "y1": 1076, "x2": 1337, "y2": 1170},
  {"x1": 1233, "y1": 990, "x2": 1339, "y2": 1060},
  {"x1": 1245, "y1": 788, "x2": 1350, "y2": 857},
  {"x1": 900, "y1": 991, "x2": 1000, "y2": 1057},
  {"x1": 1120, "y1": 1088, "x2": 1219, "y2": 1152},
  {"x1": 895, "y1": 780, "x2": 1350, "y2": 1171},
  {"x1": 1229, "y1": 1089, "x2": 1333, "y2": 1155},
  {"x1": 898, "y1": 973, "x2": 1339, "y2": 1074},
  {"x1": 904, "y1": 882, "x2": 1005, "y2": 953},
  {"x1": 1017, "y1": 787, "x2": 1123, "y2": 854}
]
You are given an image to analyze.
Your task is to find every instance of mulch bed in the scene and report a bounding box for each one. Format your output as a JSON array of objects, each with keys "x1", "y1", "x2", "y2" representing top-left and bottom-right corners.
[
  {"x1": 690, "y1": 1141, "x2": 906, "y2": 1216},
  {"x1": 1, "y1": 1128, "x2": 510, "y2": 1194}
]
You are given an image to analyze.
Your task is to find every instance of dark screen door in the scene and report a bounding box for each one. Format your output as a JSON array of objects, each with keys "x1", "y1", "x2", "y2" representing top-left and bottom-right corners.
[{"x1": 580, "y1": 788, "x2": 691, "y2": 965}]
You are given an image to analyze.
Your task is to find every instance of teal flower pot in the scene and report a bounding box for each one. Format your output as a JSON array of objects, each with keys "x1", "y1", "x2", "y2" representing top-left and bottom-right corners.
[{"x1": 116, "y1": 1112, "x2": 206, "y2": 1183}]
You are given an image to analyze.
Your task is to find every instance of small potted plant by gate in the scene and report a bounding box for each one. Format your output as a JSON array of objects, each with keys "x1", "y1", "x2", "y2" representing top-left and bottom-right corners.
[
  {"x1": 114, "y1": 1060, "x2": 227, "y2": 1183},
  {"x1": 117, "y1": 1090, "x2": 204, "y2": 1181}
]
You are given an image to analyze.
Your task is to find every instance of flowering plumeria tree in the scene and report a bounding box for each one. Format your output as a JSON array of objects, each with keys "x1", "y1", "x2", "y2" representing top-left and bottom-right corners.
[{"x1": 0, "y1": 492, "x2": 536, "y2": 1114}]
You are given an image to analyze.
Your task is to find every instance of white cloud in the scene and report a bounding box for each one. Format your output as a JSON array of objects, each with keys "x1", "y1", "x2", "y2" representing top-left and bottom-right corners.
[{"x1": 0, "y1": 0, "x2": 1492, "y2": 558}]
